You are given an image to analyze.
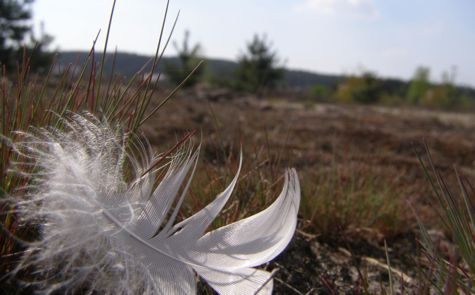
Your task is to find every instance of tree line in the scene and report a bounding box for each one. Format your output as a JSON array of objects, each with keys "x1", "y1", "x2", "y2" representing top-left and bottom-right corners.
[
  {"x1": 164, "y1": 31, "x2": 475, "y2": 110},
  {"x1": 306, "y1": 66, "x2": 475, "y2": 110}
]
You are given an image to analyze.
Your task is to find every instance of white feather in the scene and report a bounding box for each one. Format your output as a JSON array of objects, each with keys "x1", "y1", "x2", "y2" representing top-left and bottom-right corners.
[{"x1": 12, "y1": 113, "x2": 300, "y2": 295}]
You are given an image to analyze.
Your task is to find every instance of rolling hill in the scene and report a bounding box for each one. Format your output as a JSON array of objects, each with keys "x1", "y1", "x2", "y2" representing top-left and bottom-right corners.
[
  {"x1": 57, "y1": 51, "x2": 342, "y2": 89},
  {"x1": 56, "y1": 51, "x2": 475, "y2": 101}
]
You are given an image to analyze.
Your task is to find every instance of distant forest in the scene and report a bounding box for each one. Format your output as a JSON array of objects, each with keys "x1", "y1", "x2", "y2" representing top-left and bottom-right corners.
[
  {"x1": 57, "y1": 51, "x2": 345, "y2": 89},
  {"x1": 57, "y1": 51, "x2": 475, "y2": 109}
]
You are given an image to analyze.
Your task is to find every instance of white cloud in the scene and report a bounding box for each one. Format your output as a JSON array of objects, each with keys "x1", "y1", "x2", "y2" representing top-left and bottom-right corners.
[{"x1": 297, "y1": 0, "x2": 379, "y2": 19}]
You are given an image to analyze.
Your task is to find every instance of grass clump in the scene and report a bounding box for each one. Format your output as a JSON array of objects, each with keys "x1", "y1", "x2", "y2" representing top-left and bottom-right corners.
[
  {"x1": 300, "y1": 164, "x2": 410, "y2": 242},
  {"x1": 417, "y1": 147, "x2": 475, "y2": 294},
  {"x1": 0, "y1": 0, "x2": 189, "y2": 286}
]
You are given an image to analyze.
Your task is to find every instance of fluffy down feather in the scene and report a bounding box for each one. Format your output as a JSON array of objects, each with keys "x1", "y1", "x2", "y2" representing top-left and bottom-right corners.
[{"x1": 11, "y1": 113, "x2": 300, "y2": 295}]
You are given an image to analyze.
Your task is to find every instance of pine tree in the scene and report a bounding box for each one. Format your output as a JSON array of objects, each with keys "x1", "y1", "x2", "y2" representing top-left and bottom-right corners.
[
  {"x1": 0, "y1": 0, "x2": 52, "y2": 71},
  {"x1": 163, "y1": 30, "x2": 204, "y2": 88},
  {"x1": 236, "y1": 34, "x2": 283, "y2": 94}
]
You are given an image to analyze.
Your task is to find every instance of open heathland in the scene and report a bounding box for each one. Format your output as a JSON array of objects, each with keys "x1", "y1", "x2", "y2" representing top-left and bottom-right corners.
[{"x1": 142, "y1": 90, "x2": 475, "y2": 293}]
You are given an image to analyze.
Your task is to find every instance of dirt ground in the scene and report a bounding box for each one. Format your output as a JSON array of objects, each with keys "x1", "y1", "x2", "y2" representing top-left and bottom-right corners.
[
  {"x1": 144, "y1": 91, "x2": 475, "y2": 219},
  {"x1": 142, "y1": 90, "x2": 475, "y2": 293}
]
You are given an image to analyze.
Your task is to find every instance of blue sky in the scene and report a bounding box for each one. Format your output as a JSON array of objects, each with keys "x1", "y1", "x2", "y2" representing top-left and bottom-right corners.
[{"x1": 33, "y1": 0, "x2": 475, "y2": 86}]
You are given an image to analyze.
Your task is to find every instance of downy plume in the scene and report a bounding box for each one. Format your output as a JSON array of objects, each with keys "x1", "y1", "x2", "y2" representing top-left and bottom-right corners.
[{"x1": 9, "y1": 113, "x2": 300, "y2": 294}]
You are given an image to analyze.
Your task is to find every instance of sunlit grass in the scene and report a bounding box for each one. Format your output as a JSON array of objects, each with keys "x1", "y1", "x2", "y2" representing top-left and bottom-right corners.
[{"x1": 0, "y1": 0, "x2": 185, "y2": 283}]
